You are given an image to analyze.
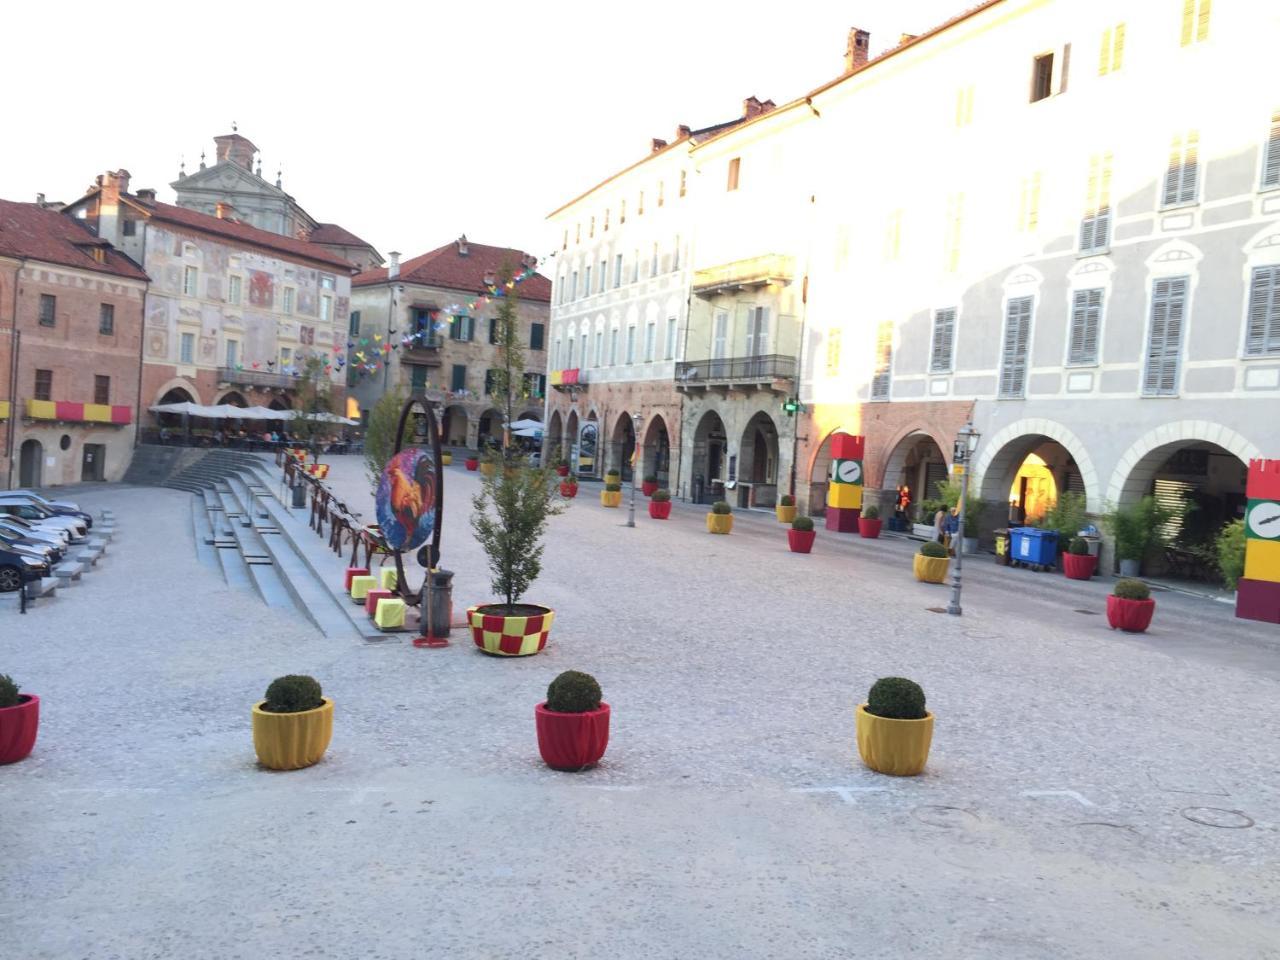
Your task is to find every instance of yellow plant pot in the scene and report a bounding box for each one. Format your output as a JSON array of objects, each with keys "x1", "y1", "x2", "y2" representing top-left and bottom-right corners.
[
  {"x1": 252, "y1": 698, "x2": 334, "y2": 771},
  {"x1": 913, "y1": 554, "x2": 950, "y2": 583},
  {"x1": 776, "y1": 505, "x2": 797, "y2": 524},
  {"x1": 441, "y1": 452, "x2": 452, "y2": 465},
  {"x1": 706, "y1": 513, "x2": 734, "y2": 534},
  {"x1": 601, "y1": 490, "x2": 622, "y2": 507},
  {"x1": 480, "y1": 462, "x2": 497, "y2": 477},
  {"x1": 855, "y1": 704, "x2": 934, "y2": 776}
]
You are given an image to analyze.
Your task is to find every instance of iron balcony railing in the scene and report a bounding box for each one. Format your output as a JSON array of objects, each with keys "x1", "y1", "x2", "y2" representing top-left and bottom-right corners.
[
  {"x1": 675, "y1": 354, "x2": 797, "y2": 384},
  {"x1": 218, "y1": 367, "x2": 300, "y2": 389}
]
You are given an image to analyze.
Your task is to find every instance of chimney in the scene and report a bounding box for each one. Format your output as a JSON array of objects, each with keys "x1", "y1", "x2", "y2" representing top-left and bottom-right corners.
[
  {"x1": 651, "y1": 137, "x2": 668, "y2": 153},
  {"x1": 845, "y1": 27, "x2": 871, "y2": 72},
  {"x1": 387, "y1": 251, "x2": 401, "y2": 279},
  {"x1": 98, "y1": 169, "x2": 131, "y2": 245},
  {"x1": 36, "y1": 192, "x2": 45, "y2": 207},
  {"x1": 899, "y1": 33, "x2": 919, "y2": 45},
  {"x1": 456, "y1": 234, "x2": 469, "y2": 256},
  {"x1": 214, "y1": 132, "x2": 258, "y2": 169},
  {"x1": 761, "y1": 99, "x2": 777, "y2": 113},
  {"x1": 743, "y1": 96, "x2": 764, "y2": 119},
  {"x1": 676, "y1": 124, "x2": 692, "y2": 140},
  {"x1": 135, "y1": 188, "x2": 156, "y2": 202}
]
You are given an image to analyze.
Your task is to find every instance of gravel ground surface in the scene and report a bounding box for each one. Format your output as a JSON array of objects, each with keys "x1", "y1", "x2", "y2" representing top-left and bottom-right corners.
[{"x1": 2, "y1": 455, "x2": 1279, "y2": 959}]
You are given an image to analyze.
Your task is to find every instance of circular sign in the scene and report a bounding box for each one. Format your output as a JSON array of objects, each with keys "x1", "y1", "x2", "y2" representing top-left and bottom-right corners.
[
  {"x1": 375, "y1": 447, "x2": 438, "y2": 551},
  {"x1": 1247, "y1": 500, "x2": 1280, "y2": 539},
  {"x1": 833, "y1": 459, "x2": 862, "y2": 485}
]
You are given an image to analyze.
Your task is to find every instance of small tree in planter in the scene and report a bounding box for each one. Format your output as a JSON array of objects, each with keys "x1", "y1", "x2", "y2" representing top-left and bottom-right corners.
[
  {"x1": 914, "y1": 539, "x2": 950, "y2": 583},
  {"x1": 553, "y1": 449, "x2": 569, "y2": 477},
  {"x1": 535, "y1": 670, "x2": 610, "y2": 771},
  {"x1": 856, "y1": 677, "x2": 933, "y2": 776},
  {"x1": 251, "y1": 675, "x2": 333, "y2": 771},
  {"x1": 858, "y1": 504, "x2": 883, "y2": 539},
  {"x1": 641, "y1": 473, "x2": 659, "y2": 497},
  {"x1": 601, "y1": 481, "x2": 623, "y2": 507},
  {"x1": 559, "y1": 475, "x2": 579, "y2": 499},
  {"x1": 1062, "y1": 536, "x2": 1096, "y2": 580},
  {"x1": 0, "y1": 673, "x2": 39, "y2": 765},
  {"x1": 938, "y1": 479, "x2": 985, "y2": 553},
  {"x1": 605, "y1": 468, "x2": 621, "y2": 486},
  {"x1": 364, "y1": 386, "x2": 411, "y2": 497},
  {"x1": 776, "y1": 494, "x2": 797, "y2": 524},
  {"x1": 707, "y1": 500, "x2": 734, "y2": 535},
  {"x1": 788, "y1": 514, "x2": 816, "y2": 553},
  {"x1": 649, "y1": 488, "x2": 672, "y2": 519},
  {"x1": 1107, "y1": 578, "x2": 1155, "y2": 632},
  {"x1": 1104, "y1": 495, "x2": 1178, "y2": 576}
]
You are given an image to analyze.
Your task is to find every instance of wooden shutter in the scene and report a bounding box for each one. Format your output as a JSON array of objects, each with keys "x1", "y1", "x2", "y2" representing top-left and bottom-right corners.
[
  {"x1": 1181, "y1": 0, "x2": 1196, "y2": 46},
  {"x1": 1264, "y1": 110, "x2": 1280, "y2": 189},
  {"x1": 1164, "y1": 133, "x2": 1200, "y2": 205},
  {"x1": 713, "y1": 312, "x2": 727, "y2": 359},
  {"x1": 999, "y1": 297, "x2": 1033, "y2": 397},
  {"x1": 1143, "y1": 277, "x2": 1188, "y2": 395},
  {"x1": 1197, "y1": 0, "x2": 1211, "y2": 42},
  {"x1": 1113, "y1": 23, "x2": 1126, "y2": 70},
  {"x1": 1068, "y1": 289, "x2": 1103, "y2": 364},
  {"x1": 871, "y1": 323, "x2": 893, "y2": 399},
  {"x1": 930, "y1": 308, "x2": 956, "y2": 372},
  {"x1": 1245, "y1": 266, "x2": 1280, "y2": 356}
]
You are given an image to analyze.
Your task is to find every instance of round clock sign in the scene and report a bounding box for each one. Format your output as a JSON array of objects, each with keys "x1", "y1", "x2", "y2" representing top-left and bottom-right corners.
[{"x1": 1247, "y1": 500, "x2": 1280, "y2": 539}]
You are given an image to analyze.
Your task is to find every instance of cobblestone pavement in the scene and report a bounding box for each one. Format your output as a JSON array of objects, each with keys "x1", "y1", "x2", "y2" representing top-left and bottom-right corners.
[{"x1": 2, "y1": 456, "x2": 1279, "y2": 959}]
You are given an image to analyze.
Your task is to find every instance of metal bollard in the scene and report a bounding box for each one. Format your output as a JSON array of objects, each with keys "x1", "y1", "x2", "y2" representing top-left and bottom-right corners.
[{"x1": 416, "y1": 569, "x2": 454, "y2": 646}]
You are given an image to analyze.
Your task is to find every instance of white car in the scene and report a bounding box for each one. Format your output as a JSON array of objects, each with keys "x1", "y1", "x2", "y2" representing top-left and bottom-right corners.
[
  {"x1": 0, "y1": 517, "x2": 69, "y2": 548},
  {"x1": 0, "y1": 501, "x2": 87, "y2": 541}
]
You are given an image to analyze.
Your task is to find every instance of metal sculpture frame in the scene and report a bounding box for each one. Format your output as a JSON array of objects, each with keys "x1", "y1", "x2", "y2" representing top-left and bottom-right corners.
[{"x1": 385, "y1": 395, "x2": 444, "y2": 607}]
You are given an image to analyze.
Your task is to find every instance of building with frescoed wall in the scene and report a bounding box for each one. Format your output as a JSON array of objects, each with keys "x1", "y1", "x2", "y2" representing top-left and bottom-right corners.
[
  {"x1": 348, "y1": 237, "x2": 549, "y2": 449},
  {"x1": 63, "y1": 170, "x2": 352, "y2": 427},
  {"x1": 0, "y1": 199, "x2": 148, "y2": 487}
]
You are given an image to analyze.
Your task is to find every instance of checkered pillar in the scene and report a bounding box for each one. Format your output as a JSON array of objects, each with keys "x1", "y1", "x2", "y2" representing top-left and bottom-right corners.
[
  {"x1": 1237, "y1": 459, "x2": 1280, "y2": 624},
  {"x1": 826, "y1": 433, "x2": 865, "y2": 533}
]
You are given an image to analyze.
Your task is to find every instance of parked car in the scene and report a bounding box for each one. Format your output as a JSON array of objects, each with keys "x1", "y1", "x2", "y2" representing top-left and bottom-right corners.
[
  {"x1": 1, "y1": 491, "x2": 92, "y2": 528},
  {"x1": 0, "y1": 515, "x2": 72, "y2": 547},
  {"x1": 0, "y1": 500, "x2": 87, "y2": 541},
  {"x1": 0, "y1": 544, "x2": 49, "y2": 593},
  {"x1": 0, "y1": 528, "x2": 62, "y2": 565}
]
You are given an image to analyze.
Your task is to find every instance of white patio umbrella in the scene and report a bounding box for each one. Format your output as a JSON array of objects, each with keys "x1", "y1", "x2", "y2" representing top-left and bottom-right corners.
[{"x1": 508, "y1": 418, "x2": 544, "y2": 431}]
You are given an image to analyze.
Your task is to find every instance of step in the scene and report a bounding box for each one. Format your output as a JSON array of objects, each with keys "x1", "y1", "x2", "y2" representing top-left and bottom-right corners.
[
  {"x1": 215, "y1": 543, "x2": 255, "y2": 593},
  {"x1": 190, "y1": 498, "x2": 221, "y2": 574},
  {"x1": 75, "y1": 547, "x2": 101, "y2": 566},
  {"x1": 26, "y1": 577, "x2": 58, "y2": 599},
  {"x1": 52, "y1": 561, "x2": 85, "y2": 584},
  {"x1": 87, "y1": 538, "x2": 106, "y2": 553}
]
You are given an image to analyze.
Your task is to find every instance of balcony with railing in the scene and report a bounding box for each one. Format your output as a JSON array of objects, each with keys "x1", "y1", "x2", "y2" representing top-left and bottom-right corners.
[
  {"x1": 675, "y1": 354, "x2": 796, "y2": 392},
  {"x1": 692, "y1": 254, "x2": 795, "y2": 297},
  {"x1": 401, "y1": 332, "x2": 442, "y2": 364},
  {"x1": 218, "y1": 366, "x2": 300, "y2": 390}
]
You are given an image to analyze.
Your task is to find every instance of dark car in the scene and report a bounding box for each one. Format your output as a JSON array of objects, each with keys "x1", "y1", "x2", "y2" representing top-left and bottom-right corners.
[
  {"x1": 0, "y1": 528, "x2": 62, "y2": 565},
  {"x1": 0, "y1": 544, "x2": 49, "y2": 592}
]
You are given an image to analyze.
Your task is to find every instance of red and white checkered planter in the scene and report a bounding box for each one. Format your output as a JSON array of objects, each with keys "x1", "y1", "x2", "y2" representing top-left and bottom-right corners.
[{"x1": 467, "y1": 605, "x2": 556, "y2": 657}]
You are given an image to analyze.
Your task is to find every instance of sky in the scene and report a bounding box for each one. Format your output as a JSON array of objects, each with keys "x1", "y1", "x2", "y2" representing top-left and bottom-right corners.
[{"x1": 1, "y1": 0, "x2": 965, "y2": 264}]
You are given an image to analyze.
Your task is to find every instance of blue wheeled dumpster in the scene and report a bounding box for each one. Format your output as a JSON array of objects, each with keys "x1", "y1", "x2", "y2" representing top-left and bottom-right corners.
[{"x1": 1010, "y1": 527, "x2": 1058, "y2": 570}]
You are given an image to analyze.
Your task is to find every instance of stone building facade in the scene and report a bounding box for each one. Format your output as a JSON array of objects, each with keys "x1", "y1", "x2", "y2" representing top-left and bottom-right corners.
[
  {"x1": 348, "y1": 237, "x2": 549, "y2": 449},
  {"x1": 0, "y1": 199, "x2": 149, "y2": 488}
]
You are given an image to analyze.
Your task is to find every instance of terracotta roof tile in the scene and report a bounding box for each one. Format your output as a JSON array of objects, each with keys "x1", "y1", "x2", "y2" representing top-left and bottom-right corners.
[
  {"x1": 309, "y1": 222, "x2": 377, "y2": 249},
  {"x1": 353, "y1": 239, "x2": 550, "y2": 302},
  {"x1": 0, "y1": 199, "x2": 149, "y2": 280}
]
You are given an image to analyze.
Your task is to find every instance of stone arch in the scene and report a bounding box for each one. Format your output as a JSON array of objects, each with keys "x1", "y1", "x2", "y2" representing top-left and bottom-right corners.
[
  {"x1": 546, "y1": 409, "x2": 564, "y2": 456},
  {"x1": 153, "y1": 378, "x2": 200, "y2": 407},
  {"x1": 690, "y1": 408, "x2": 728, "y2": 504},
  {"x1": 214, "y1": 389, "x2": 248, "y2": 407},
  {"x1": 1106, "y1": 420, "x2": 1261, "y2": 507},
  {"x1": 641, "y1": 413, "x2": 672, "y2": 482},
  {"x1": 972, "y1": 418, "x2": 1101, "y2": 512},
  {"x1": 874, "y1": 423, "x2": 951, "y2": 491},
  {"x1": 440, "y1": 404, "x2": 470, "y2": 446}
]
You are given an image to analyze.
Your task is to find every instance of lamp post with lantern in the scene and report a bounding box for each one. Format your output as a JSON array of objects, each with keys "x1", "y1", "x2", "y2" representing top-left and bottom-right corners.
[
  {"x1": 626, "y1": 411, "x2": 643, "y2": 528},
  {"x1": 947, "y1": 421, "x2": 981, "y2": 617}
]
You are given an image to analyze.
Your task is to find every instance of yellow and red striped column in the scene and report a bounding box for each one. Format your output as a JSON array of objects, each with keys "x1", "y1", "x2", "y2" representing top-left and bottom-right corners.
[
  {"x1": 825, "y1": 433, "x2": 864, "y2": 533},
  {"x1": 1238, "y1": 459, "x2": 1280, "y2": 624}
]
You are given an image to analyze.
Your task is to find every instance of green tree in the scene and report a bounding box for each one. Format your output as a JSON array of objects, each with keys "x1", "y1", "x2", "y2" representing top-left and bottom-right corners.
[
  {"x1": 364, "y1": 386, "x2": 412, "y2": 498},
  {"x1": 290, "y1": 356, "x2": 333, "y2": 462},
  {"x1": 936, "y1": 478, "x2": 985, "y2": 531},
  {"x1": 1216, "y1": 519, "x2": 1246, "y2": 591},
  {"x1": 1104, "y1": 494, "x2": 1181, "y2": 564},
  {"x1": 1041, "y1": 490, "x2": 1089, "y2": 544}
]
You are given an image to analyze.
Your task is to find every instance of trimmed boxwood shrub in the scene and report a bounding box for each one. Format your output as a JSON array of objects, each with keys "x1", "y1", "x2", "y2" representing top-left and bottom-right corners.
[
  {"x1": 604, "y1": 481, "x2": 622, "y2": 493},
  {"x1": 561, "y1": 476, "x2": 578, "y2": 487},
  {"x1": 711, "y1": 501, "x2": 732, "y2": 515},
  {"x1": 644, "y1": 473, "x2": 658, "y2": 484},
  {"x1": 866, "y1": 677, "x2": 927, "y2": 720},
  {"x1": 262, "y1": 675, "x2": 323, "y2": 714},
  {"x1": 792, "y1": 515, "x2": 814, "y2": 532},
  {"x1": 652, "y1": 489, "x2": 671, "y2": 502},
  {"x1": 861, "y1": 505, "x2": 879, "y2": 520},
  {"x1": 0, "y1": 674, "x2": 21, "y2": 709},
  {"x1": 919, "y1": 540, "x2": 949, "y2": 558},
  {"x1": 779, "y1": 494, "x2": 795, "y2": 507},
  {"x1": 605, "y1": 469, "x2": 621, "y2": 480},
  {"x1": 546, "y1": 671, "x2": 602, "y2": 713},
  {"x1": 1113, "y1": 578, "x2": 1151, "y2": 601},
  {"x1": 1068, "y1": 536, "x2": 1089, "y2": 556}
]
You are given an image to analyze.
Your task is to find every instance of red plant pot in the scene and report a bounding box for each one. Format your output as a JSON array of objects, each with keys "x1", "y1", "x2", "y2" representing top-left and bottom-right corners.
[
  {"x1": 559, "y1": 483, "x2": 578, "y2": 498},
  {"x1": 1107, "y1": 595, "x2": 1155, "y2": 632},
  {"x1": 858, "y1": 517, "x2": 883, "y2": 539},
  {"x1": 465, "y1": 459, "x2": 479, "y2": 471},
  {"x1": 556, "y1": 465, "x2": 569, "y2": 477},
  {"x1": 641, "y1": 481, "x2": 658, "y2": 496},
  {"x1": 0, "y1": 694, "x2": 39, "y2": 765},
  {"x1": 536, "y1": 702, "x2": 610, "y2": 771},
  {"x1": 1062, "y1": 552, "x2": 1097, "y2": 580},
  {"x1": 649, "y1": 500, "x2": 672, "y2": 519},
  {"x1": 788, "y1": 529, "x2": 816, "y2": 553}
]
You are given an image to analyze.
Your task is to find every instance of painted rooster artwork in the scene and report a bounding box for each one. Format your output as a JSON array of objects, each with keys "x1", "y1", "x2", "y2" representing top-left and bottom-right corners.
[{"x1": 375, "y1": 448, "x2": 437, "y2": 551}]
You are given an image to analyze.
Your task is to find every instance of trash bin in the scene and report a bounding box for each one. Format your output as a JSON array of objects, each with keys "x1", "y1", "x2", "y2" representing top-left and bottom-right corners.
[
  {"x1": 418, "y1": 568, "x2": 454, "y2": 643},
  {"x1": 1011, "y1": 527, "x2": 1058, "y2": 569},
  {"x1": 994, "y1": 529, "x2": 1011, "y2": 565},
  {"x1": 290, "y1": 480, "x2": 307, "y2": 508}
]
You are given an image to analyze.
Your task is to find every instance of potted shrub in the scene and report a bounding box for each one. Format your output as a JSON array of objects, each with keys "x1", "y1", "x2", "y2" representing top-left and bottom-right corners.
[
  {"x1": 776, "y1": 494, "x2": 797, "y2": 524},
  {"x1": 441, "y1": 449, "x2": 453, "y2": 466},
  {"x1": 535, "y1": 670, "x2": 610, "y2": 771},
  {"x1": 788, "y1": 515, "x2": 816, "y2": 553},
  {"x1": 938, "y1": 479, "x2": 985, "y2": 554},
  {"x1": 601, "y1": 481, "x2": 623, "y2": 507},
  {"x1": 913, "y1": 539, "x2": 950, "y2": 583},
  {"x1": 1104, "y1": 495, "x2": 1178, "y2": 577},
  {"x1": 641, "y1": 473, "x2": 659, "y2": 497},
  {"x1": 1216, "y1": 519, "x2": 1246, "y2": 592},
  {"x1": 707, "y1": 500, "x2": 734, "y2": 535},
  {"x1": 648, "y1": 488, "x2": 672, "y2": 519},
  {"x1": 858, "y1": 504, "x2": 883, "y2": 539},
  {"x1": 559, "y1": 476, "x2": 579, "y2": 499},
  {"x1": 251, "y1": 675, "x2": 333, "y2": 771},
  {"x1": 1107, "y1": 578, "x2": 1156, "y2": 633},
  {"x1": 855, "y1": 677, "x2": 933, "y2": 776},
  {"x1": 480, "y1": 455, "x2": 498, "y2": 478},
  {"x1": 1062, "y1": 536, "x2": 1097, "y2": 580},
  {"x1": 605, "y1": 468, "x2": 621, "y2": 485},
  {"x1": 465, "y1": 451, "x2": 480, "y2": 471},
  {"x1": 0, "y1": 674, "x2": 39, "y2": 765},
  {"x1": 554, "y1": 452, "x2": 569, "y2": 477}
]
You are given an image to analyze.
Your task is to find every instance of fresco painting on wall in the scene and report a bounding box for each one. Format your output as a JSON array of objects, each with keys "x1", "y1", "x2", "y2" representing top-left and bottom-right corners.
[{"x1": 248, "y1": 270, "x2": 275, "y2": 308}]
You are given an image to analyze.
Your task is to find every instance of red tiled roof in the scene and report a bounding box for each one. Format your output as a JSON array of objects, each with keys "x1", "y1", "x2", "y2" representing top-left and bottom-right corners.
[
  {"x1": 128, "y1": 196, "x2": 356, "y2": 271},
  {"x1": 353, "y1": 239, "x2": 551, "y2": 302},
  {"x1": 0, "y1": 199, "x2": 149, "y2": 280},
  {"x1": 309, "y1": 222, "x2": 377, "y2": 249}
]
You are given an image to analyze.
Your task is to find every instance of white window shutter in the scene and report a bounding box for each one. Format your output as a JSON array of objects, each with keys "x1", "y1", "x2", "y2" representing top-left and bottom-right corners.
[
  {"x1": 1000, "y1": 297, "x2": 1033, "y2": 397},
  {"x1": 1144, "y1": 277, "x2": 1188, "y2": 395},
  {"x1": 930, "y1": 308, "x2": 956, "y2": 372},
  {"x1": 1264, "y1": 110, "x2": 1280, "y2": 189},
  {"x1": 1246, "y1": 266, "x2": 1280, "y2": 355}
]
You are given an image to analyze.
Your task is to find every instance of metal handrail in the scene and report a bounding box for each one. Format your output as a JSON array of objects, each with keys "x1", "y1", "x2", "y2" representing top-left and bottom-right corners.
[{"x1": 675, "y1": 354, "x2": 797, "y2": 383}]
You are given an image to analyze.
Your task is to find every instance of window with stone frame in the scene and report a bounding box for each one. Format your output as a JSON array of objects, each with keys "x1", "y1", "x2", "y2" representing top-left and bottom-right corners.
[
  {"x1": 99, "y1": 303, "x2": 115, "y2": 335},
  {"x1": 38, "y1": 294, "x2": 56, "y2": 326},
  {"x1": 34, "y1": 369, "x2": 52, "y2": 401},
  {"x1": 94, "y1": 375, "x2": 110, "y2": 405}
]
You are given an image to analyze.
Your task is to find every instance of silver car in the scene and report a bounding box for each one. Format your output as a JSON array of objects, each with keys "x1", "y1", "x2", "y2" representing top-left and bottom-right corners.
[{"x1": 0, "y1": 500, "x2": 87, "y2": 540}]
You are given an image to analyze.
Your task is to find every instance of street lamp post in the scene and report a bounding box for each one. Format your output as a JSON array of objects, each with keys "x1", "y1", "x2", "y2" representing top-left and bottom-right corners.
[
  {"x1": 947, "y1": 421, "x2": 981, "y2": 617},
  {"x1": 626, "y1": 412, "x2": 643, "y2": 528}
]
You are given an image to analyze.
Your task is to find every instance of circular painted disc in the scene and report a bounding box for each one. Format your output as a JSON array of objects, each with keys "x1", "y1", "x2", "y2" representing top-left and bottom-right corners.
[{"x1": 375, "y1": 446, "x2": 438, "y2": 551}]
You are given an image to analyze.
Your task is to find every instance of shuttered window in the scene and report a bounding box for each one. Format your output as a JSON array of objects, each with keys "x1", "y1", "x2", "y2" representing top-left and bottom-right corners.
[
  {"x1": 998, "y1": 296, "x2": 1033, "y2": 398},
  {"x1": 1163, "y1": 132, "x2": 1200, "y2": 206},
  {"x1": 930, "y1": 308, "x2": 956, "y2": 373},
  {"x1": 1099, "y1": 23, "x2": 1125, "y2": 75},
  {"x1": 1068, "y1": 289, "x2": 1103, "y2": 365},
  {"x1": 1079, "y1": 153, "x2": 1113, "y2": 253},
  {"x1": 1143, "y1": 277, "x2": 1189, "y2": 396},
  {"x1": 871, "y1": 323, "x2": 893, "y2": 400},
  {"x1": 1263, "y1": 110, "x2": 1280, "y2": 189},
  {"x1": 1181, "y1": 0, "x2": 1211, "y2": 47},
  {"x1": 825, "y1": 328, "x2": 841, "y2": 377},
  {"x1": 944, "y1": 194, "x2": 963, "y2": 272},
  {"x1": 1245, "y1": 266, "x2": 1280, "y2": 356}
]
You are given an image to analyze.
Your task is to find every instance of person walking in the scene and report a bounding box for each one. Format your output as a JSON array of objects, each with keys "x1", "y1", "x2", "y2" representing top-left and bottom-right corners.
[{"x1": 934, "y1": 504, "x2": 948, "y2": 544}]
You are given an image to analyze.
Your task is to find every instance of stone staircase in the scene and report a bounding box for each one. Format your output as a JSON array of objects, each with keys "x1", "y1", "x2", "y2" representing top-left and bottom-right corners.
[{"x1": 124, "y1": 445, "x2": 274, "y2": 493}]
